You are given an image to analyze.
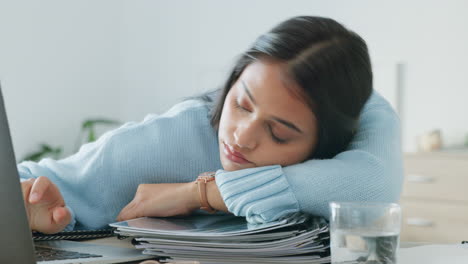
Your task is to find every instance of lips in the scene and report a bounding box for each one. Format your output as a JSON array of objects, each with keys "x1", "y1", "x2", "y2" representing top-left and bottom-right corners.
[{"x1": 223, "y1": 142, "x2": 251, "y2": 164}]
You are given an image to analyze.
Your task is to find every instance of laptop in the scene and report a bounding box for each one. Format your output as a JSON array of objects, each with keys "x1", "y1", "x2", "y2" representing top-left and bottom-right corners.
[{"x1": 0, "y1": 84, "x2": 152, "y2": 263}]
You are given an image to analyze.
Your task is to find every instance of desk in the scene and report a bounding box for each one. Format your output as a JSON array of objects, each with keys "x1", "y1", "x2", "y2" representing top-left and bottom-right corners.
[
  {"x1": 399, "y1": 243, "x2": 468, "y2": 264},
  {"x1": 85, "y1": 238, "x2": 468, "y2": 264}
]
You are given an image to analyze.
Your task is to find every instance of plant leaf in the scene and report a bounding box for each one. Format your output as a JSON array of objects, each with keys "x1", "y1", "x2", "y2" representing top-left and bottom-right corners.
[{"x1": 21, "y1": 144, "x2": 63, "y2": 162}]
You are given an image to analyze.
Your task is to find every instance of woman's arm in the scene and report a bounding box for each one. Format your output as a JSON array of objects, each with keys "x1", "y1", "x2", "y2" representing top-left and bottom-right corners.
[
  {"x1": 18, "y1": 99, "x2": 222, "y2": 231},
  {"x1": 212, "y1": 91, "x2": 404, "y2": 223}
]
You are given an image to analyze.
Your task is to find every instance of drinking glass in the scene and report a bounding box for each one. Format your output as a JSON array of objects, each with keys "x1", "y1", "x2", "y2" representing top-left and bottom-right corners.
[{"x1": 329, "y1": 201, "x2": 401, "y2": 264}]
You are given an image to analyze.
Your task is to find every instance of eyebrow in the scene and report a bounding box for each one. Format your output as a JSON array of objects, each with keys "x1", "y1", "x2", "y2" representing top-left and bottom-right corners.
[
  {"x1": 240, "y1": 80, "x2": 303, "y2": 134},
  {"x1": 241, "y1": 80, "x2": 256, "y2": 105}
]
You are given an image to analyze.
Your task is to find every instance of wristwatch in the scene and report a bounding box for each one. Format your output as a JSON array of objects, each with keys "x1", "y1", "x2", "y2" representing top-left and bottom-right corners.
[{"x1": 195, "y1": 172, "x2": 217, "y2": 213}]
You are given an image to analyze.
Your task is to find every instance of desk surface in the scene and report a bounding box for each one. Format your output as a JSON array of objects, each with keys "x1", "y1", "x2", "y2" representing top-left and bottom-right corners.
[{"x1": 85, "y1": 237, "x2": 466, "y2": 264}]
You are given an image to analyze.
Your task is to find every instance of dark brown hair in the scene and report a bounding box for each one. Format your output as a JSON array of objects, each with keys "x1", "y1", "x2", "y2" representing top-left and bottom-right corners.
[{"x1": 204, "y1": 16, "x2": 372, "y2": 159}]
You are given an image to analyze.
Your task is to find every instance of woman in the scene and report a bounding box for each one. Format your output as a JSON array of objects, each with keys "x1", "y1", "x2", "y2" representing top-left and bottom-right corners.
[{"x1": 20, "y1": 16, "x2": 403, "y2": 234}]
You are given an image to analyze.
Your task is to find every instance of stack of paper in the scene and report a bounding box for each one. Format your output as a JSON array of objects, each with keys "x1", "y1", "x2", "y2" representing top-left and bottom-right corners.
[{"x1": 110, "y1": 213, "x2": 330, "y2": 264}]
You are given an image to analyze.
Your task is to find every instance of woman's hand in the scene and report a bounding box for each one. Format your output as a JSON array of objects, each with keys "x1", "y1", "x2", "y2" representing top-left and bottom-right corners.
[
  {"x1": 117, "y1": 180, "x2": 228, "y2": 221},
  {"x1": 117, "y1": 182, "x2": 201, "y2": 221},
  {"x1": 21, "y1": 176, "x2": 71, "y2": 234}
]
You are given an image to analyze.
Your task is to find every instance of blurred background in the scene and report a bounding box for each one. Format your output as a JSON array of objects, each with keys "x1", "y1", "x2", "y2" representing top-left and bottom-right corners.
[
  {"x1": 1, "y1": 0, "x2": 467, "y2": 159},
  {"x1": 1, "y1": 0, "x2": 468, "y2": 243}
]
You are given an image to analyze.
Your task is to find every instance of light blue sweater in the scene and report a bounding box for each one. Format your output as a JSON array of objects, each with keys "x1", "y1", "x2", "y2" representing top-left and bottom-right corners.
[{"x1": 18, "y1": 91, "x2": 403, "y2": 230}]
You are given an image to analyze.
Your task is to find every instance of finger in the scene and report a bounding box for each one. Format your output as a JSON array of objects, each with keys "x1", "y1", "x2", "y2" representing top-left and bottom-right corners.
[
  {"x1": 117, "y1": 202, "x2": 137, "y2": 221},
  {"x1": 29, "y1": 176, "x2": 51, "y2": 203},
  {"x1": 21, "y1": 178, "x2": 36, "y2": 205},
  {"x1": 117, "y1": 204, "x2": 132, "y2": 221},
  {"x1": 52, "y1": 206, "x2": 71, "y2": 229}
]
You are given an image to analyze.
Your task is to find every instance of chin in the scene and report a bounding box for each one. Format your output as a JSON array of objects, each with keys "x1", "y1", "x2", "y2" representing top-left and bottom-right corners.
[{"x1": 220, "y1": 161, "x2": 239, "y2": 172}]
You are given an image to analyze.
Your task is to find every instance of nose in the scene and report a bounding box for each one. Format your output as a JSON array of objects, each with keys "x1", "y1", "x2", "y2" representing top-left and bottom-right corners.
[{"x1": 233, "y1": 121, "x2": 259, "y2": 150}]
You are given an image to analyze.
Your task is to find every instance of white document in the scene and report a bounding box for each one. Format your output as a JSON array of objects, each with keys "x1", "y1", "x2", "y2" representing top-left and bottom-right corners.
[
  {"x1": 110, "y1": 213, "x2": 307, "y2": 237},
  {"x1": 109, "y1": 213, "x2": 331, "y2": 264}
]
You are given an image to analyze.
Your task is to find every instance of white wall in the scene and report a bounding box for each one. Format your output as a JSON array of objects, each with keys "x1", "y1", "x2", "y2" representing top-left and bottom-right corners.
[
  {"x1": 1, "y1": 0, "x2": 467, "y2": 160},
  {"x1": 0, "y1": 1, "x2": 123, "y2": 159}
]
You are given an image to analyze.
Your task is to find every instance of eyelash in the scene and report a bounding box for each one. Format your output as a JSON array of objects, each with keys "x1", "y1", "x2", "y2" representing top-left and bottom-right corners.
[
  {"x1": 233, "y1": 99, "x2": 288, "y2": 144},
  {"x1": 233, "y1": 100, "x2": 250, "y2": 112},
  {"x1": 268, "y1": 124, "x2": 288, "y2": 144}
]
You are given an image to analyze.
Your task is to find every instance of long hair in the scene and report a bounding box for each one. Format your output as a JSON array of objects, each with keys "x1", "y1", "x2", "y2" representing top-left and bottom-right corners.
[{"x1": 206, "y1": 16, "x2": 372, "y2": 159}]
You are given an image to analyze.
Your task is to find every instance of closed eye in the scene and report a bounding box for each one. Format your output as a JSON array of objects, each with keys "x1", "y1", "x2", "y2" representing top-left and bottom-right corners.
[
  {"x1": 233, "y1": 99, "x2": 251, "y2": 112},
  {"x1": 268, "y1": 123, "x2": 288, "y2": 144},
  {"x1": 233, "y1": 96, "x2": 289, "y2": 144}
]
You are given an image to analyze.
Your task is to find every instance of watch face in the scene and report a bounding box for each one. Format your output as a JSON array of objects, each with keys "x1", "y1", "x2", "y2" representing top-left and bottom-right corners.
[
  {"x1": 199, "y1": 171, "x2": 216, "y2": 177},
  {"x1": 197, "y1": 172, "x2": 216, "y2": 183}
]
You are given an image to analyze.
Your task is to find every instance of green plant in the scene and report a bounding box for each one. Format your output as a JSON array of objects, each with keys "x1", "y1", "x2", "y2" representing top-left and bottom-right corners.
[
  {"x1": 21, "y1": 144, "x2": 63, "y2": 162},
  {"x1": 21, "y1": 118, "x2": 120, "y2": 162},
  {"x1": 80, "y1": 119, "x2": 121, "y2": 143}
]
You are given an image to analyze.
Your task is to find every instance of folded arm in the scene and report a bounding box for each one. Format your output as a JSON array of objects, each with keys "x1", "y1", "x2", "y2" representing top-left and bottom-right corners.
[{"x1": 214, "y1": 92, "x2": 404, "y2": 223}]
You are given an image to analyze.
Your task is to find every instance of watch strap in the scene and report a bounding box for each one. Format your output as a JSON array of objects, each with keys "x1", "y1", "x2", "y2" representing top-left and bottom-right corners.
[{"x1": 196, "y1": 172, "x2": 216, "y2": 213}]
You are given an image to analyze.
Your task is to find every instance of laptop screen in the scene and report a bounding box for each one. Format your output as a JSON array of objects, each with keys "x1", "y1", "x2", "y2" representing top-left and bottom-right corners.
[{"x1": 0, "y1": 84, "x2": 37, "y2": 263}]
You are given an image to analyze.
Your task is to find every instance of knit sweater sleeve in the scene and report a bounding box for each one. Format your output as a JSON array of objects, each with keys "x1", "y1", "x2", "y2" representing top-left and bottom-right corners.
[
  {"x1": 17, "y1": 99, "x2": 219, "y2": 230},
  {"x1": 215, "y1": 91, "x2": 404, "y2": 224}
]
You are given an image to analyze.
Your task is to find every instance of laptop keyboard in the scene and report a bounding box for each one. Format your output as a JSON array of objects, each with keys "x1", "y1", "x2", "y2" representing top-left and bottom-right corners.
[{"x1": 35, "y1": 246, "x2": 103, "y2": 262}]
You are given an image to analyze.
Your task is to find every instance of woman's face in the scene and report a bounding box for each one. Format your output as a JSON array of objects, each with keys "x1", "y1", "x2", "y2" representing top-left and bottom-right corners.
[{"x1": 218, "y1": 59, "x2": 319, "y2": 171}]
